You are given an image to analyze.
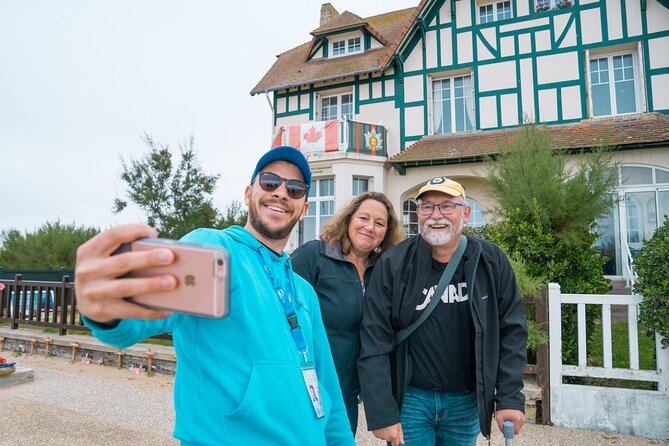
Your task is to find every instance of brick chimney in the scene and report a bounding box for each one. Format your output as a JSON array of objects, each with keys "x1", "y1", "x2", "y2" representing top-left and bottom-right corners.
[{"x1": 320, "y1": 3, "x2": 340, "y2": 26}]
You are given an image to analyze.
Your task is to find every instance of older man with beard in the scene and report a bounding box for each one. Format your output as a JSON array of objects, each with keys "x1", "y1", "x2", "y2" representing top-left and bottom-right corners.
[
  {"x1": 74, "y1": 146, "x2": 355, "y2": 446},
  {"x1": 358, "y1": 176, "x2": 528, "y2": 446}
]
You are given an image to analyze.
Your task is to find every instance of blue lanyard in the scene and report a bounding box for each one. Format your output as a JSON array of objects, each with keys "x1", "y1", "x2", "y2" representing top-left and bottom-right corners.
[{"x1": 256, "y1": 250, "x2": 309, "y2": 364}]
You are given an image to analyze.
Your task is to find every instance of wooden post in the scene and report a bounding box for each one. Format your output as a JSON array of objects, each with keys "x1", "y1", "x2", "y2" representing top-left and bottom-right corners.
[
  {"x1": 116, "y1": 351, "x2": 124, "y2": 369},
  {"x1": 10, "y1": 274, "x2": 22, "y2": 329},
  {"x1": 29, "y1": 336, "x2": 36, "y2": 355},
  {"x1": 70, "y1": 342, "x2": 79, "y2": 364},
  {"x1": 44, "y1": 336, "x2": 52, "y2": 357},
  {"x1": 146, "y1": 349, "x2": 154, "y2": 376},
  {"x1": 0, "y1": 336, "x2": 4, "y2": 351},
  {"x1": 59, "y1": 276, "x2": 70, "y2": 336}
]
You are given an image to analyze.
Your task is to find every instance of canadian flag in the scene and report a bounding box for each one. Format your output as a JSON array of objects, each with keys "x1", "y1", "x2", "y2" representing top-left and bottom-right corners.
[
  {"x1": 271, "y1": 128, "x2": 284, "y2": 148},
  {"x1": 285, "y1": 120, "x2": 338, "y2": 154}
]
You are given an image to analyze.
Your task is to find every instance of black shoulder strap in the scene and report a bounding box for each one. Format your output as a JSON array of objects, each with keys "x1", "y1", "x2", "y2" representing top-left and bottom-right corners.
[{"x1": 394, "y1": 235, "x2": 467, "y2": 347}]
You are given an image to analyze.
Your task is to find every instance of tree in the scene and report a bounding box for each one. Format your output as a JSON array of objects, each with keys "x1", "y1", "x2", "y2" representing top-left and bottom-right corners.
[
  {"x1": 220, "y1": 200, "x2": 248, "y2": 228},
  {"x1": 482, "y1": 125, "x2": 620, "y2": 363},
  {"x1": 0, "y1": 221, "x2": 99, "y2": 269},
  {"x1": 113, "y1": 133, "x2": 221, "y2": 239},
  {"x1": 633, "y1": 217, "x2": 669, "y2": 348}
]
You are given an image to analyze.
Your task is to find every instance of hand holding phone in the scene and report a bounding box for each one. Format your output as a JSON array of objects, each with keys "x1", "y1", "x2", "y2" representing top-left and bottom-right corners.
[{"x1": 113, "y1": 238, "x2": 230, "y2": 318}]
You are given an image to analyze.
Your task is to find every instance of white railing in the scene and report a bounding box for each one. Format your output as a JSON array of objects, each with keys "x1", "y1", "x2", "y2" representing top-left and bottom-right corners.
[{"x1": 548, "y1": 282, "x2": 669, "y2": 439}]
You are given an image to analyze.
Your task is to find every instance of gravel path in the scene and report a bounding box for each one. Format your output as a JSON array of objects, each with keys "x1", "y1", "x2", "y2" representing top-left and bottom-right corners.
[{"x1": 1, "y1": 351, "x2": 667, "y2": 446}]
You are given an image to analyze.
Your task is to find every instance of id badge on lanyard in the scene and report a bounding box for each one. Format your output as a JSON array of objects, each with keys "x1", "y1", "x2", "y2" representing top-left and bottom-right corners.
[
  {"x1": 302, "y1": 365, "x2": 324, "y2": 418},
  {"x1": 258, "y1": 251, "x2": 324, "y2": 418}
]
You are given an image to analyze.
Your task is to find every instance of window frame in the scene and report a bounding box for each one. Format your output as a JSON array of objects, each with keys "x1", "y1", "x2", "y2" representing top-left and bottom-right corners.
[
  {"x1": 330, "y1": 35, "x2": 363, "y2": 58},
  {"x1": 352, "y1": 177, "x2": 369, "y2": 196},
  {"x1": 301, "y1": 177, "x2": 336, "y2": 243},
  {"x1": 478, "y1": 0, "x2": 512, "y2": 24},
  {"x1": 319, "y1": 92, "x2": 354, "y2": 121},
  {"x1": 429, "y1": 73, "x2": 476, "y2": 135},
  {"x1": 587, "y1": 49, "x2": 643, "y2": 118},
  {"x1": 402, "y1": 200, "x2": 419, "y2": 238},
  {"x1": 465, "y1": 198, "x2": 485, "y2": 228}
]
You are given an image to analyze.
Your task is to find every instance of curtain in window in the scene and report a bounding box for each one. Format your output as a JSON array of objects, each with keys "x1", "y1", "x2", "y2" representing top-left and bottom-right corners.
[
  {"x1": 463, "y1": 76, "x2": 475, "y2": 130},
  {"x1": 433, "y1": 80, "x2": 443, "y2": 134}
]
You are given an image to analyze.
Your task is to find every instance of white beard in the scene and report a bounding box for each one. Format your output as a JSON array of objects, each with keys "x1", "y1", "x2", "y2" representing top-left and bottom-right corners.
[{"x1": 420, "y1": 218, "x2": 463, "y2": 246}]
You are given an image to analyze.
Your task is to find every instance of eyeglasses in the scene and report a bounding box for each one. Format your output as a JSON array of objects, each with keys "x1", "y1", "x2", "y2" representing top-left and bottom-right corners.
[
  {"x1": 256, "y1": 172, "x2": 309, "y2": 199},
  {"x1": 416, "y1": 201, "x2": 464, "y2": 216}
]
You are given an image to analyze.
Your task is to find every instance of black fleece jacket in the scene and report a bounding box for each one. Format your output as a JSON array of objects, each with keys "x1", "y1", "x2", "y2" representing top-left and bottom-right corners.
[{"x1": 357, "y1": 235, "x2": 527, "y2": 438}]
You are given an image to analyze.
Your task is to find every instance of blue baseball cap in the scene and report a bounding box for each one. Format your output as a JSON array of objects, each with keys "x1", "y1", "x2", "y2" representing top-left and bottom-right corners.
[{"x1": 250, "y1": 146, "x2": 312, "y2": 188}]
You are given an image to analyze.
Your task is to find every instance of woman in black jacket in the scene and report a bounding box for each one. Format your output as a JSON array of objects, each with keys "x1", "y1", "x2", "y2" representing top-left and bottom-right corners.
[{"x1": 291, "y1": 192, "x2": 404, "y2": 434}]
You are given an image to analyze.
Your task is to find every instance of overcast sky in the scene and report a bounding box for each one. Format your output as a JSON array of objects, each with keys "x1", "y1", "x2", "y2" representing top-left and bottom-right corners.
[{"x1": 0, "y1": 0, "x2": 417, "y2": 235}]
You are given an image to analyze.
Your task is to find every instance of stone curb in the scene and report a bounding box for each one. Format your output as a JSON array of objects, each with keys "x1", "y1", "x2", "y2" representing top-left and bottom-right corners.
[{"x1": 0, "y1": 327, "x2": 177, "y2": 375}]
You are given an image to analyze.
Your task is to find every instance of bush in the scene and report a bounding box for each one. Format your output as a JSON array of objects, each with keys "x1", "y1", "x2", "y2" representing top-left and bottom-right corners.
[
  {"x1": 0, "y1": 221, "x2": 99, "y2": 269},
  {"x1": 465, "y1": 226, "x2": 549, "y2": 352},
  {"x1": 633, "y1": 218, "x2": 669, "y2": 349}
]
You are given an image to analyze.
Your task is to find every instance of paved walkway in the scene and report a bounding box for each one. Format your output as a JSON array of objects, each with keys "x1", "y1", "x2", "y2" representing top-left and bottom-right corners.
[{"x1": 1, "y1": 327, "x2": 667, "y2": 445}]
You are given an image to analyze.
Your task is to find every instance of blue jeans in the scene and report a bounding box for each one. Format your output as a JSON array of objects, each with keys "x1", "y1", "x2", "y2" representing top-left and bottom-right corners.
[{"x1": 399, "y1": 386, "x2": 479, "y2": 446}]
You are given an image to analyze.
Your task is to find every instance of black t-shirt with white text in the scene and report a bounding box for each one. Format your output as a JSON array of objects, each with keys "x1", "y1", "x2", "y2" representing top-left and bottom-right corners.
[{"x1": 408, "y1": 258, "x2": 476, "y2": 391}]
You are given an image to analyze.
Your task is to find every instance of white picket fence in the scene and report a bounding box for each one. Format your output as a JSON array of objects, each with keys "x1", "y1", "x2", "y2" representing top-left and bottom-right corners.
[{"x1": 548, "y1": 283, "x2": 669, "y2": 439}]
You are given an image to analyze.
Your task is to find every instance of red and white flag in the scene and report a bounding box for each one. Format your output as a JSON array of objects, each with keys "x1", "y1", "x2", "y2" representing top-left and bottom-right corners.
[{"x1": 284, "y1": 120, "x2": 338, "y2": 154}]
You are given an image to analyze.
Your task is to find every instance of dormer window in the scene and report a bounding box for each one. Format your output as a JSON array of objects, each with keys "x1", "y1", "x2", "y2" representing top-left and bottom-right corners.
[
  {"x1": 333, "y1": 40, "x2": 346, "y2": 56},
  {"x1": 330, "y1": 36, "x2": 362, "y2": 57},
  {"x1": 348, "y1": 37, "x2": 361, "y2": 53},
  {"x1": 479, "y1": 0, "x2": 512, "y2": 24}
]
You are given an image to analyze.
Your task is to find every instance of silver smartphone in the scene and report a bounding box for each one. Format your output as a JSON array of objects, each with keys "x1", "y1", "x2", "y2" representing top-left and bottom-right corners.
[{"x1": 113, "y1": 238, "x2": 230, "y2": 318}]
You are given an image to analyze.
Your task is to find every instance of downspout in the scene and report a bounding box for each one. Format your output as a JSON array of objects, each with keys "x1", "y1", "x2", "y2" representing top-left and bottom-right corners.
[{"x1": 264, "y1": 91, "x2": 275, "y2": 144}]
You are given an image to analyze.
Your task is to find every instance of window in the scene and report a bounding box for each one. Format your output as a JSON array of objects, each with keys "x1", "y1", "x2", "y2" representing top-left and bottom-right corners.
[
  {"x1": 320, "y1": 93, "x2": 353, "y2": 121},
  {"x1": 479, "y1": 1, "x2": 512, "y2": 24},
  {"x1": 589, "y1": 53, "x2": 638, "y2": 117},
  {"x1": 465, "y1": 199, "x2": 485, "y2": 228},
  {"x1": 330, "y1": 36, "x2": 362, "y2": 57},
  {"x1": 535, "y1": 0, "x2": 572, "y2": 12},
  {"x1": 402, "y1": 200, "x2": 419, "y2": 237},
  {"x1": 432, "y1": 75, "x2": 475, "y2": 134},
  {"x1": 302, "y1": 178, "x2": 335, "y2": 242},
  {"x1": 332, "y1": 40, "x2": 346, "y2": 56},
  {"x1": 479, "y1": 4, "x2": 494, "y2": 23},
  {"x1": 348, "y1": 37, "x2": 361, "y2": 53},
  {"x1": 497, "y1": 1, "x2": 512, "y2": 19},
  {"x1": 352, "y1": 177, "x2": 369, "y2": 196}
]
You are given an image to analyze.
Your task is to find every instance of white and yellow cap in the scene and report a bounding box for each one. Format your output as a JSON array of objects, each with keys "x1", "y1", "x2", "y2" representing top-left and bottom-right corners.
[{"x1": 415, "y1": 176, "x2": 466, "y2": 200}]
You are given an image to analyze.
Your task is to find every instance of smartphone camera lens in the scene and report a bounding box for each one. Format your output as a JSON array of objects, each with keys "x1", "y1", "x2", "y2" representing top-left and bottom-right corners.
[{"x1": 217, "y1": 259, "x2": 223, "y2": 266}]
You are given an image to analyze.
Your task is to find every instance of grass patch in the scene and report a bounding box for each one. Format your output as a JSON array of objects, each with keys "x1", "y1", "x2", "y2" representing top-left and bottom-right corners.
[
  {"x1": 568, "y1": 321, "x2": 658, "y2": 390},
  {"x1": 588, "y1": 321, "x2": 656, "y2": 370}
]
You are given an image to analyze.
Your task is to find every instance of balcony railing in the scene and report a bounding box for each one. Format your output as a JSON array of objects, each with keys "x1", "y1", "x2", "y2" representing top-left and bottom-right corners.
[{"x1": 272, "y1": 117, "x2": 388, "y2": 157}]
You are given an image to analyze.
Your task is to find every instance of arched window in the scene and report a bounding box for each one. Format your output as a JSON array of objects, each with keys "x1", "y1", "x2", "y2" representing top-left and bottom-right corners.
[
  {"x1": 466, "y1": 198, "x2": 485, "y2": 228},
  {"x1": 402, "y1": 200, "x2": 418, "y2": 237}
]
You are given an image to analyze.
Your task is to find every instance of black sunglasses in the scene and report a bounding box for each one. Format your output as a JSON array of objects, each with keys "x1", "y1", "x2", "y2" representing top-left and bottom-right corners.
[{"x1": 256, "y1": 172, "x2": 309, "y2": 199}]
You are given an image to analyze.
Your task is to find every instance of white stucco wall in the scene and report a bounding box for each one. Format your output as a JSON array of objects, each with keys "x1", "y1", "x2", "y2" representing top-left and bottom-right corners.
[
  {"x1": 404, "y1": 106, "x2": 425, "y2": 137},
  {"x1": 647, "y1": 0, "x2": 669, "y2": 33},
  {"x1": 457, "y1": 31, "x2": 473, "y2": 64},
  {"x1": 439, "y1": 28, "x2": 453, "y2": 66},
  {"x1": 404, "y1": 74, "x2": 424, "y2": 103},
  {"x1": 478, "y1": 60, "x2": 517, "y2": 92},
  {"x1": 607, "y1": 0, "x2": 624, "y2": 40},
  {"x1": 649, "y1": 36, "x2": 669, "y2": 69},
  {"x1": 425, "y1": 29, "x2": 438, "y2": 70},
  {"x1": 404, "y1": 44, "x2": 423, "y2": 73},
  {"x1": 536, "y1": 52, "x2": 580, "y2": 85},
  {"x1": 652, "y1": 74, "x2": 669, "y2": 110},
  {"x1": 581, "y1": 8, "x2": 603, "y2": 44}
]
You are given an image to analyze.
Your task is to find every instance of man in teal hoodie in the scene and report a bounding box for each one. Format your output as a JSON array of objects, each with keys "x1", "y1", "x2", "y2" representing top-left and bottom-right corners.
[{"x1": 75, "y1": 146, "x2": 355, "y2": 446}]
